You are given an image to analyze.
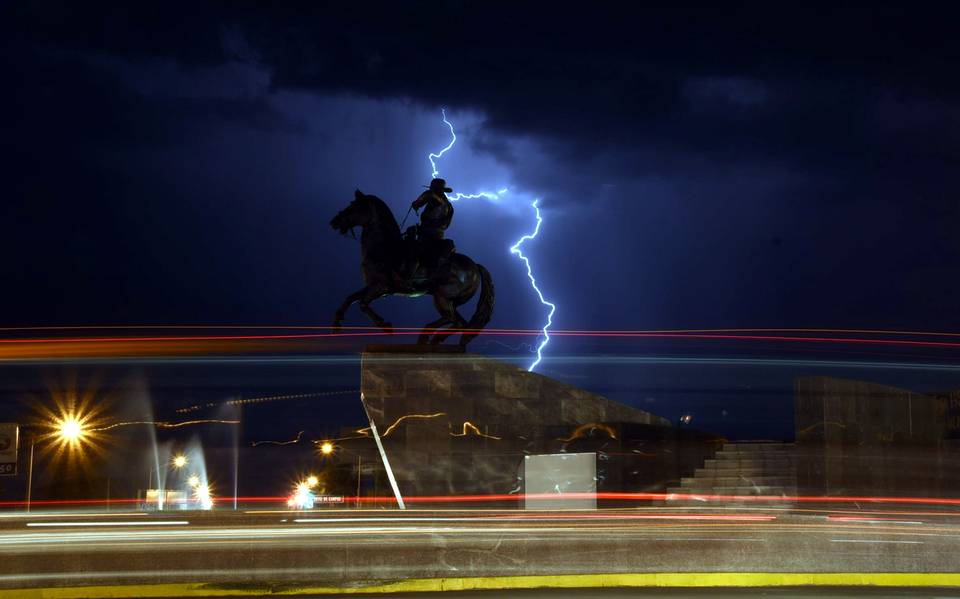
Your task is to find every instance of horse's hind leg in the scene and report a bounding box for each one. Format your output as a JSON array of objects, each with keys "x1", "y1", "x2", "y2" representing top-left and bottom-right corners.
[
  {"x1": 357, "y1": 283, "x2": 392, "y2": 333},
  {"x1": 429, "y1": 308, "x2": 467, "y2": 345},
  {"x1": 420, "y1": 295, "x2": 462, "y2": 345},
  {"x1": 418, "y1": 314, "x2": 451, "y2": 344},
  {"x1": 333, "y1": 288, "x2": 367, "y2": 329}
]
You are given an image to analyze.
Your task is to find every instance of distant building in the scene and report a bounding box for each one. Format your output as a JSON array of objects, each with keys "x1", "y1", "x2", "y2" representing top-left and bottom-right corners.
[{"x1": 794, "y1": 376, "x2": 960, "y2": 496}]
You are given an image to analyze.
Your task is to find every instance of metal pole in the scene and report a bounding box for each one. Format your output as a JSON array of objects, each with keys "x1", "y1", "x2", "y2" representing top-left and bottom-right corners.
[
  {"x1": 233, "y1": 405, "x2": 241, "y2": 510},
  {"x1": 25, "y1": 437, "x2": 35, "y2": 513},
  {"x1": 361, "y1": 394, "x2": 405, "y2": 509},
  {"x1": 356, "y1": 455, "x2": 361, "y2": 508}
]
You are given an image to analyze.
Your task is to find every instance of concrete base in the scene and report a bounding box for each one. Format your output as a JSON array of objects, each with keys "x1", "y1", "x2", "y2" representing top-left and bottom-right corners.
[{"x1": 357, "y1": 346, "x2": 717, "y2": 501}]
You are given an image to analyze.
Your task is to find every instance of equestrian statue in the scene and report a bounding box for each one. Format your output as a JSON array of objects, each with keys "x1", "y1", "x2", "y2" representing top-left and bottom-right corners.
[{"x1": 330, "y1": 178, "x2": 494, "y2": 347}]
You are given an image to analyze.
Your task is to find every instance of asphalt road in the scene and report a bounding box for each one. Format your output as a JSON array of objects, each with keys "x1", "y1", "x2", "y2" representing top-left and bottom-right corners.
[{"x1": 1, "y1": 505, "x2": 959, "y2": 595}]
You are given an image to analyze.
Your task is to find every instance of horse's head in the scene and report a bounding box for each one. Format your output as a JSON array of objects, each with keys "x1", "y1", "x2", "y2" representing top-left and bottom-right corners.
[{"x1": 330, "y1": 190, "x2": 374, "y2": 236}]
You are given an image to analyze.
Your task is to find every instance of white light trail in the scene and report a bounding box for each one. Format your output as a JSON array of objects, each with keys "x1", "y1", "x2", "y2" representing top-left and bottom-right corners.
[{"x1": 26, "y1": 521, "x2": 189, "y2": 527}]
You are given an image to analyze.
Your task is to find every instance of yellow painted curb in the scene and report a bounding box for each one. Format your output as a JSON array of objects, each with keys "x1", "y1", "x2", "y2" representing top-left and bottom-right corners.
[{"x1": 6, "y1": 572, "x2": 960, "y2": 598}]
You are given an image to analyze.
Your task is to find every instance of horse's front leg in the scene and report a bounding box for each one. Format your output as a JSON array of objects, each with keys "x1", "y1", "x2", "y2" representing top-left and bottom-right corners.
[
  {"x1": 358, "y1": 283, "x2": 393, "y2": 333},
  {"x1": 333, "y1": 287, "x2": 368, "y2": 329}
]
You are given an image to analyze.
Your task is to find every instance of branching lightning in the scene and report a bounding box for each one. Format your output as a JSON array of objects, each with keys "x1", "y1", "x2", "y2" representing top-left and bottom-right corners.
[
  {"x1": 428, "y1": 109, "x2": 456, "y2": 179},
  {"x1": 427, "y1": 109, "x2": 554, "y2": 371},
  {"x1": 509, "y1": 200, "x2": 556, "y2": 371}
]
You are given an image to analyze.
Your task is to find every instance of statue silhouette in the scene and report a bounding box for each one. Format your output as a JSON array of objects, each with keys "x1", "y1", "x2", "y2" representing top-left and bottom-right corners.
[
  {"x1": 330, "y1": 190, "x2": 495, "y2": 347},
  {"x1": 409, "y1": 178, "x2": 456, "y2": 271}
]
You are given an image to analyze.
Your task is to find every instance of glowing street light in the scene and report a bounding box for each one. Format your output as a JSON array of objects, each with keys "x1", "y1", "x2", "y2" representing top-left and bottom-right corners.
[
  {"x1": 306, "y1": 475, "x2": 319, "y2": 488},
  {"x1": 25, "y1": 382, "x2": 111, "y2": 512},
  {"x1": 194, "y1": 483, "x2": 213, "y2": 510},
  {"x1": 187, "y1": 474, "x2": 201, "y2": 488},
  {"x1": 319, "y1": 442, "x2": 334, "y2": 456},
  {"x1": 172, "y1": 454, "x2": 188, "y2": 469},
  {"x1": 57, "y1": 416, "x2": 85, "y2": 444},
  {"x1": 290, "y1": 480, "x2": 316, "y2": 509}
]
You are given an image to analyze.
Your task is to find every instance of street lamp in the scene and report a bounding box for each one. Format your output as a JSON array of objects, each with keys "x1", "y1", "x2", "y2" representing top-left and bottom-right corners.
[
  {"x1": 151, "y1": 453, "x2": 198, "y2": 511},
  {"x1": 57, "y1": 416, "x2": 85, "y2": 445},
  {"x1": 26, "y1": 410, "x2": 94, "y2": 512},
  {"x1": 315, "y1": 441, "x2": 364, "y2": 508},
  {"x1": 194, "y1": 483, "x2": 213, "y2": 510}
]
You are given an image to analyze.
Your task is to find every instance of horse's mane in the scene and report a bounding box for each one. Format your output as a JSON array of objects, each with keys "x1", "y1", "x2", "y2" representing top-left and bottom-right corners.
[{"x1": 364, "y1": 194, "x2": 401, "y2": 241}]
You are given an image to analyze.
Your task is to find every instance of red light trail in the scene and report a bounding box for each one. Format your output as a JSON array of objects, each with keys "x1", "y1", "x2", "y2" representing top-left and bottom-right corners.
[
  {"x1": 5, "y1": 492, "x2": 960, "y2": 509},
  {"x1": 6, "y1": 329, "x2": 960, "y2": 347}
]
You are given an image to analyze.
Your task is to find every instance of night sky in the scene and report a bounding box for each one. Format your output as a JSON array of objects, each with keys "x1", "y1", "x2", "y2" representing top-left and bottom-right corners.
[{"x1": 5, "y1": 3, "x2": 960, "y2": 446}]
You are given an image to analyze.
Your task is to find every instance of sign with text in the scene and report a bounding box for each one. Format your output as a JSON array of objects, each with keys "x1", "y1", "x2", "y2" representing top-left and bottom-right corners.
[{"x1": 0, "y1": 423, "x2": 19, "y2": 476}]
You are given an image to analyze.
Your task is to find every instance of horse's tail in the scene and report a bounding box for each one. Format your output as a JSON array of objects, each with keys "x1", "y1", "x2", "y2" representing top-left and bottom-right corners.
[{"x1": 460, "y1": 263, "x2": 495, "y2": 347}]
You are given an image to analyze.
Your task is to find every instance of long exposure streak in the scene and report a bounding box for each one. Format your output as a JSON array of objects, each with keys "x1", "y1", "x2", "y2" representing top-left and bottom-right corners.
[{"x1": 91, "y1": 419, "x2": 239, "y2": 432}]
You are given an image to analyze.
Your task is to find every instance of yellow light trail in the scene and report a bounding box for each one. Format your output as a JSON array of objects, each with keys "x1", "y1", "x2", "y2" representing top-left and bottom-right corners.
[
  {"x1": 176, "y1": 390, "x2": 358, "y2": 414},
  {"x1": 90, "y1": 419, "x2": 239, "y2": 432},
  {"x1": 251, "y1": 413, "x2": 503, "y2": 448},
  {"x1": 558, "y1": 423, "x2": 618, "y2": 442},
  {"x1": 450, "y1": 422, "x2": 501, "y2": 440},
  {"x1": 358, "y1": 412, "x2": 447, "y2": 438},
  {"x1": 251, "y1": 431, "x2": 304, "y2": 447}
]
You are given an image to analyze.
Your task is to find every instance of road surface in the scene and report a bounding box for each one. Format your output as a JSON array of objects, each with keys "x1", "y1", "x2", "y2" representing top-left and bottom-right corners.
[{"x1": 1, "y1": 505, "x2": 959, "y2": 596}]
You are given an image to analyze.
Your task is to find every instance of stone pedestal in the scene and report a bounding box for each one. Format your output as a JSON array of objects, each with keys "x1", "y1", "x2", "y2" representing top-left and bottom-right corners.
[{"x1": 358, "y1": 346, "x2": 714, "y2": 501}]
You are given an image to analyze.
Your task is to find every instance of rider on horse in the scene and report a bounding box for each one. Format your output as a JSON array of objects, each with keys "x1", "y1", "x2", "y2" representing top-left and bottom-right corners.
[{"x1": 408, "y1": 178, "x2": 456, "y2": 273}]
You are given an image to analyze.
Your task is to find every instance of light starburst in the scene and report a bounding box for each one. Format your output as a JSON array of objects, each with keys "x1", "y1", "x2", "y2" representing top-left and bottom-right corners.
[{"x1": 30, "y1": 373, "x2": 112, "y2": 470}]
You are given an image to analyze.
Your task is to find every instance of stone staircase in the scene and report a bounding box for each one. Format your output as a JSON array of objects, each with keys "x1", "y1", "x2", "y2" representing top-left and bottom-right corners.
[{"x1": 667, "y1": 442, "x2": 797, "y2": 500}]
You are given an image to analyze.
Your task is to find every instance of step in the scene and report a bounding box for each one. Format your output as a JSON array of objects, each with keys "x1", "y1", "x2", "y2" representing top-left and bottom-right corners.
[
  {"x1": 679, "y1": 483, "x2": 796, "y2": 493},
  {"x1": 699, "y1": 463, "x2": 797, "y2": 473},
  {"x1": 723, "y1": 443, "x2": 795, "y2": 452},
  {"x1": 716, "y1": 451, "x2": 795, "y2": 460},
  {"x1": 695, "y1": 467, "x2": 796, "y2": 479},
  {"x1": 716, "y1": 449, "x2": 795, "y2": 458},
  {"x1": 667, "y1": 486, "x2": 796, "y2": 496},
  {"x1": 681, "y1": 476, "x2": 795, "y2": 487},
  {"x1": 703, "y1": 459, "x2": 797, "y2": 470},
  {"x1": 663, "y1": 494, "x2": 796, "y2": 505}
]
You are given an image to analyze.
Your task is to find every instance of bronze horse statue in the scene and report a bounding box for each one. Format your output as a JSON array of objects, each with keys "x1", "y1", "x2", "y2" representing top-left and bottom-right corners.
[{"x1": 330, "y1": 190, "x2": 494, "y2": 346}]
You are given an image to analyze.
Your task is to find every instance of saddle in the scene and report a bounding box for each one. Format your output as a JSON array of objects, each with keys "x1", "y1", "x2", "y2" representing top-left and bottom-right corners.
[{"x1": 401, "y1": 226, "x2": 455, "y2": 281}]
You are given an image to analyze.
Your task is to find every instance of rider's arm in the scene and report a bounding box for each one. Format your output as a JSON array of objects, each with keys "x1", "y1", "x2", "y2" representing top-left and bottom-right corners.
[{"x1": 411, "y1": 191, "x2": 432, "y2": 210}]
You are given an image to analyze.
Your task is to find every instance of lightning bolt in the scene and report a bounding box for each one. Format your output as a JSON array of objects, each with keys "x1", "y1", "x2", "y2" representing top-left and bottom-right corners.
[
  {"x1": 428, "y1": 109, "x2": 456, "y2": 179},
  {"x1": 509, "y1": 200, "x2": 556, "y2": 371},
  {"x1": 427, "y1": 109, "x2": 554, "y2": 371}
]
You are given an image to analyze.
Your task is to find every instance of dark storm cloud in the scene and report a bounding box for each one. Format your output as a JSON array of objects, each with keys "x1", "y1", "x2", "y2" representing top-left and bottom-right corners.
[
  {"x1": 4, "y1": 1, "x2": 960, "y2": 333},
  {"x1": 9, "y1": 1, "x2": 959, "y2": 193},
  {"x1": 232, "y1": 3, "x2": 960, "y2": 173}
]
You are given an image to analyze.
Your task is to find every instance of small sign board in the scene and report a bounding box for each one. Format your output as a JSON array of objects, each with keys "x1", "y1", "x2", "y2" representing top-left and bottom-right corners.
[
  {"x1": 523, "y1": 452, "x2": 596, "y2": 510},
  {"x1": 0, "y1": 423, "x2": 19, "y2": 476}
]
